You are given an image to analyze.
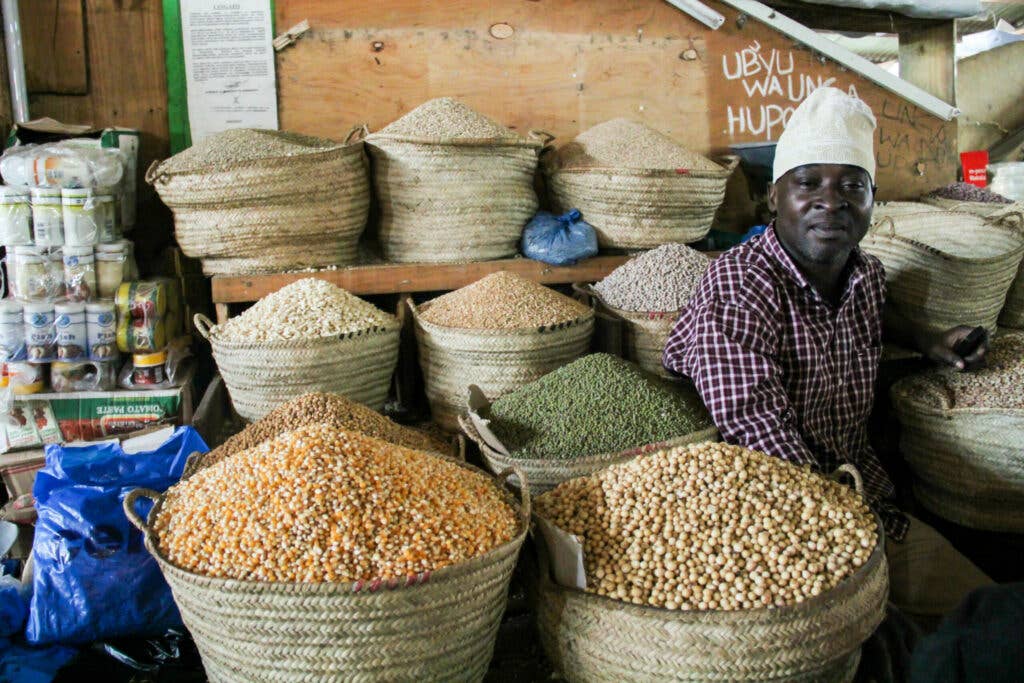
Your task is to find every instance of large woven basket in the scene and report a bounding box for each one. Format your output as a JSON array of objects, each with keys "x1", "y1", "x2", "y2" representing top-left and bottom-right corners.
[
  {"x1": 410, "y1": 299, "x2": 593, "y2": 432},
  {"x1": 860, "y1": 210, "x2": 1024, "y2": 332},
  {"x1": 891, "y1": 375, "x2": 1024, "y2": 532},
  {"x1": 534, "y1": 509, "x2": 888, "y2": 682},
  {"x1": 148, "y1": 127, "x2": 370, "y2": 276},
  {"x1": 920, "y1": 196, "x2": 1024, "y2": 218},
  {"x1": 577, "y1": 283, "x2": 680, "y2": 379},
  {"x1": 195, "y1": 314, "x2": 400, "y2": 422},
  {"x1": 545, "y1": 153, "x2": 738, "y2": 248},
  {"x1": 459, "y1": 409, "x2": 718, "y2": 495},
  {"x1": 123, "y1": 464, "x2": 530, "y2": 683},
  {"x1": 365, "y1": 132, "x2": 544, "y2": 263}
]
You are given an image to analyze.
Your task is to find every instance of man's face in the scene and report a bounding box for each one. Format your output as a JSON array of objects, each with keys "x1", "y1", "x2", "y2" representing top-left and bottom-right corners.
[{"x1": 768, "y1": 164, "x2": 874, "y2": 267}]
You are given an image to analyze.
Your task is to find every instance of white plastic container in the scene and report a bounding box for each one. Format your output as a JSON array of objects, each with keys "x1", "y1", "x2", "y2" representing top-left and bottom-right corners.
[
  {"x1": 95, "y1": 242, "x2": 126, "y2": 299},
  {"x1": 0, "y1": 186, "x2": 32, "y2": 246},
  {"x1": 23, "y1": 301, "x2": 56, "y2": 362},
  {"x1": 30, "y1": 187, "x2": 64, "y2": 247},
  {"x1": 10, "y1": 246, "x2": 49, "y2": 301},
  {"x1": 86, "y1": 300, "x2": 117, "y2": 361},
  {"x1": 0, "y1": 300, "x2": 25, "y2": 361},
  {"x1": 62, "y1": 245, "x2": 97, "y2": 301},
  {"x1": 62, "y1": 187, "x2": 102, "y2": 246},
  {"x1": 55, "y1": 301, "x2": 87, "y2": 361}
]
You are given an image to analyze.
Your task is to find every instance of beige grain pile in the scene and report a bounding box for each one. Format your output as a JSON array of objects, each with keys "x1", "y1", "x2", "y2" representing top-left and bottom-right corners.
[
  {"x1": 559, "y1": 119, "x2": 720, "y2": 171},
  {"x1": 376, "y1": 98, "x2": 521, "y2": 140},
  {"x1": 907, "y1": 334, "x2": 1024, "y2": 410},
  {"x1": 419, "y1": 272, "x2": 590, "y2": 329},
  {"x1": 159, "y1": 128, "x2": 341, "y2": 173}
]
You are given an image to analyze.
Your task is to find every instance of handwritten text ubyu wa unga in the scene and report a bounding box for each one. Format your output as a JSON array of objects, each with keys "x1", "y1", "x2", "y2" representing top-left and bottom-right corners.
[{"x1": 722, "y1": 41, "x2": 859, "y2": 140}]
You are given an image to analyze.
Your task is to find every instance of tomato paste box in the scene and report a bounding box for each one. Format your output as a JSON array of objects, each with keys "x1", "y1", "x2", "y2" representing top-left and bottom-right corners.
[{"x1": 48, "y1": 389, "x2": 186, "y2": 442}]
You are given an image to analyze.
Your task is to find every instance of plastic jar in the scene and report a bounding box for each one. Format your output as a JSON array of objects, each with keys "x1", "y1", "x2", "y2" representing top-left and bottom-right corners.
[
  {"x1": 95, "y1": 242, "x2": 126, "y2": 299},
  {"x1": 10, "y1": 246, "x2": 49, "y2": 300},
  {"x1": 62, "y1": 245, "x2": 97, "y2": 301},
  {"x1": 61, "y1": 187, "x2": 101, "y2": 246},
  {"x1": 29, "y1": 186, "x2": 63, "y2": 247},
  {"x1": 23, "y1": 301, "x2": 56, "y2": 362},
  {"x1": 95, "y1": 185, "x2": 119, "y2": 242},
  {"x1": 55, "y1": 301, "x2": 87, "y2": 360},
  {"x1": 86, "y1": 300, "x2": 118, "y2": 361},
  {"x1": 0, "y1": 300, "x2": 24, "y2": 361},
  {"x1": 47, "y1": 249, "x2": 66, "y2": 299},
  {"x1": 0, "y1": 186, "x2": 32, "y2": 246},
  {"x1": 120, "y1": 238, "x2": 139, "y2": 280},
  {"x1": 132, "y1": 349, "x2": 167, "y2": 386},
  {"x1": 8, "y1": 361, "x2": 45, "y2": 395}
]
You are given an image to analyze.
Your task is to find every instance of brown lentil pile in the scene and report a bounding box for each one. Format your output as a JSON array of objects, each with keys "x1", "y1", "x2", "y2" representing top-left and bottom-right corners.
[
  {"x1": 377, "y1": 97, "x2": 520, "y2": 140},
  {"x1": 559, "y1": 118, "x2": 720, "y2": 171},
  {"x1": 926, "y1": 182, "x2": 1013, "y2": 204},
  {"x1": 159, "y1": 128, "x2": 341, "y2": 173},
  {"x1": 536, "y1": 441, "x2": 878, "y2": 611},
  {"x1": 419, "y1": 272, "x2": 590, "y2": 329},
  {"x1": 908, "y1": 334, "x2": 1024, "y2": 410},
  {"x1": 201, "y1": 392, "x2": 450, "y2": 469},
  {"x1": 593, "y1": 243, "x2": 711, "y2": 312},
  {"x1": 155, "y1": 424, "x2": 519, "y2": 582},
  {"x1": 215, "y1": 278, "x2": 396, "y2": 342}
]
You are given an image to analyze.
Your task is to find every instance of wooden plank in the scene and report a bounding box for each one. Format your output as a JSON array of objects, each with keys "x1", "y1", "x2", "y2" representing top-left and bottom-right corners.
[
  {"x1": 956, "y1": 41, "x2": 1024, "y2": 156},
  {"x1": 898, "y1": 22, "x2": 956, "y2": 104},
  {"x1": 211, "y1": 256, "x2": 636, "y2": 303},
  {"x1": 20, "y1": 0, "x2": 87, "y2": 95}
]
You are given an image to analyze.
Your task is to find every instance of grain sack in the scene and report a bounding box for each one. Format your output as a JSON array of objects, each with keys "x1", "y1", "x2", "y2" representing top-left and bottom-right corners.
[
  {"x1": 587, "y1": 243, "x2": 710, "y2": 377},
  {"x1": 412, "y1": 272, "x2": 593, "y2": 431},
  {"x1": 196, "y1": 278, "x2": 400, "y2": 421},
  {"x1": 365, "y1": 98, "x2": 543, "y2": 263},
  {"x1": 125, "y1": 425, "x2": 529, "y2": 682},
  {"x1": 148, "y1": 128, "x2": 370, "y2": 275},
  {"x1": 861, "y1": 209, "x2": 1024, "y2": 332},
  {"x1": 891, "y1": 334, "x2": 1024, "y2": 532},
  {"x1": 461, "y1": 353, "x2": 717, "y2": 493},
  {"x1": 545, "y1": 119, "x2": 737, "y2": 248},
  {"x1": 534, "y1": 441, "x2": 887, "y2": 682}
]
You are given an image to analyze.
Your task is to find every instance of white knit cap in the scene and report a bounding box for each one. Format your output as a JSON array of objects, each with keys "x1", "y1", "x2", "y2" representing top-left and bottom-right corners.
[{"x1": 772, "y1": 86, "x2": 877, "y2": 183}]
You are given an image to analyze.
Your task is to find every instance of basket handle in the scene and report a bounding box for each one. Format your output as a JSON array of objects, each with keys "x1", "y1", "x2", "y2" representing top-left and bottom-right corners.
[
  {"x1": 830, "y1": 464, "x2": 864, "y2": 497},
  {"x1": 992, "y1": 208, "x2": 1024, "y2": 231},
  {"x1": 720, "y1": 154, "x2": 741, "y2": 173},
  {"x1": 193, "y1": 313, "x2": 215, "y2": 340},
  {"x1": 496, "y1": 467, "x2": 531, "y2": 524},
  {"x1": 145, "y1": 159, "x2": 165, "y2": 185},
  {"x1": 123, "y1": 487, "x2": 161, "y2": 537},
  {"x1": 870, "y1": 215, "x2": 896, "y2": 239},
  {"x1": 529, "y1": 129, "x2": 556, "y2": 146},
  {"x1": 344, "y1": 123, "x2": 370, "y2": 144}
]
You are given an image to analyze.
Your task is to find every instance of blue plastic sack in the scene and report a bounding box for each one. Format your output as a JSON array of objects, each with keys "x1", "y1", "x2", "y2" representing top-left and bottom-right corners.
[
  {"x1": 0, "y1": 576, "x2": 27, "y2": 637},
  {"x1": 26, "y1": 427, "x2": 208, "y2": 645},
  {"x1": 521, "y1": 209, "x2": 599, "y2": 266},
  {"x1": 0, "y1": 638, "x2": 77, "y2": 683}
]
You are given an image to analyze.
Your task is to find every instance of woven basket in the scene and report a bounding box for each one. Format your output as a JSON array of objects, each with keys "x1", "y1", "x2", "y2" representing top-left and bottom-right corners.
[
  {"x1": 920, "y1": 196, "x2": 1024, "y2": 218},
  {"x1": 872, "y1": 201, "x2": 942, "y2": 219},
  {"x1": 195, "y1": 314, "x2": 400, "y2": 422},
  {"x1": 410, "y1": 299, "x2": 593, "y2": 432},
  {"x1": 148, "y1": 127, "x2": 370, "y2": 276},
  {"x1": 860, "y1": 210, "x2": 1024, "y2": 332},
  {"x1": 123, "y1": 464, "x2": 530, "y2": 683},
  {"x1": 534, "y1": 499, "x2": 888, "y2": 682},
  {"x1": 459, "y1": 409, "x2": 718, "y2": 495},
  {"x1": 577, "y1": 284, "x2": 680, "y2": 379},
  {"x1": 365, "y1": 132, "x2": 545, "y2": 263},
  {"x1": 545, "y1": 152, "x2": 738, "y2": 249},
  {"x1": 891, "y1": 376, "x2": 1024, "y2": 532}
]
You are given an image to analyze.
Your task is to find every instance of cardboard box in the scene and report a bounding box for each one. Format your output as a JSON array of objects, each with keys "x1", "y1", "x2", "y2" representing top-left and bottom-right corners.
[{"x1": 0, "y1": 448, "x2": 45, "y2": 499}]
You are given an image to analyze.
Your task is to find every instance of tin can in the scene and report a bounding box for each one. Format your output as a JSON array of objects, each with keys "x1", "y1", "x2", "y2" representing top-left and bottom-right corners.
[
  {"x1": 116, "y1": 280, "x2": 167, "y2": 318},
  {"x1": 116, "y1": 316, "x2": 166, "y2": 354}
]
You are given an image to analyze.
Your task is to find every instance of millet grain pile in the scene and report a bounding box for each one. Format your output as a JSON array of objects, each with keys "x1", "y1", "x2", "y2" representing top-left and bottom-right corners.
[
  {"x1": 559, "y1": 119, "x2": 720, "y2": 172},
  {"x1": 593, "y1": 243, "x2": 711, "y2": 312},
  {"x1": 159, "y1": 129, "x2": 342, "y2": 173},
  {"x1": 376, "y1": 98, "x2": 521, "y2": 141}
]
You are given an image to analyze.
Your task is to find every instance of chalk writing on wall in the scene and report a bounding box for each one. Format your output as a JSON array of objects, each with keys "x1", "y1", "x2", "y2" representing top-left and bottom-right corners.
[{"x1": 721, "y1": 41, "x2": 858, "y2": 140}]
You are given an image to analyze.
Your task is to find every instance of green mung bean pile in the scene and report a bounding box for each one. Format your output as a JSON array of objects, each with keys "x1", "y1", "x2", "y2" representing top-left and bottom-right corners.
[{"x1": 484, "y1": 354, "x2": 712, "y2": 460}]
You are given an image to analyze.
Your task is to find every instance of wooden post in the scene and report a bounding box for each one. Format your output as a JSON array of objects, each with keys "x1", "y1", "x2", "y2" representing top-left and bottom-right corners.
[{"x1": 898, "y1": 21, "x2": 957, "y2": 105}]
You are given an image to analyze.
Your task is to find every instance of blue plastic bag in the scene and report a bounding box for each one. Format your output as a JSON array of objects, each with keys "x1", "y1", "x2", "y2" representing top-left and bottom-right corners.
[
  {"x1": 0, "y1": 576, "x2": 27, "y2": 637},
  {"x1": 26, "y1": 426, "x2": 208, "y2": 645},
  {"x1": 521, "y1": 209, "x2": 599, "y2": 266},
  {"x1": 0, "y1": 637, "x2": 77, "y2": 683}
]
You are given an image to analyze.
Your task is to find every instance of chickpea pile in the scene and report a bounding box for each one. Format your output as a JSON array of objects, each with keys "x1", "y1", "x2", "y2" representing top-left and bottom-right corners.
[
  {"x1": 535, "y1": 442, "x2": 878, "y2": 611},
  {"x1": 154, "y1": 424, "x2": 519, "y2": 583}
]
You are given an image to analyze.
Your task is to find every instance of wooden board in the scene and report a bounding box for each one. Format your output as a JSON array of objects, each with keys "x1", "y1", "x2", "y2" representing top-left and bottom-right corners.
[
  {"x1": 898, "y1": 22, "x2": 956, "y2": 104},
  {"x1": 957, "y1": 41, "x2": 1024, "y2": 157},
  {"x1": 20, "y1": 0, "x2": 87, "y2": 95}
]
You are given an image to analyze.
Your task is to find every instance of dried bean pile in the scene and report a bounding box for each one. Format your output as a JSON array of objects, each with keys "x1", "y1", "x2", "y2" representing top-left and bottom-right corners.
[
  {"x1": 377, "y1": 97, "x2": 520, "y2": 140},
  {"x1": 911, "y1": 334, "x2": 1024, "y2": 409},
  {"x1": 536, "y1": 441, "x2": 878, "y2": 610},
  {"x1": 420, "y1": 271, "x2": 590, "y2": 329},
  {"x1": 559, "y1": 119, "x2": 719, "y2": 171},
  {"x1": 926, "y1": 182, "x2": 1013, "y2": 204},
  {"x1": 216, "y1": 278, "x2": 395, "y2": 342},
  {"x1": 159, "y1": 128, "x2": 340, "y2": 173},
  {"x1": 593, "y1": 243, "x2": 711, "y2": 312},
  {"x1": 155, "y1": 424, "x2": 518, "y2": 582},
  {"x1": 202, "y1": 392, "x2": 449, "y2": 469},
  {"x1": 484, "y1": 354, "x2": 712, "y2": 459}
]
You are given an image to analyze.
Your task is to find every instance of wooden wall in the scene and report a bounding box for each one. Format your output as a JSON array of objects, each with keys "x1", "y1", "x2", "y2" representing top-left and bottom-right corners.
[{"x1": 21, "y1": 0, "x2": 958, "y2": 236}]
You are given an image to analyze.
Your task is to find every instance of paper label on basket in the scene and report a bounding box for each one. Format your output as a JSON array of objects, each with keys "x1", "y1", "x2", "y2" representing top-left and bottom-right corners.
[
  {"x1": 467, "y1": 385, "x2": 512, "y2": 457},
  {"x1": 537, "y1": 517, "x2": 587, "y2": 590}
]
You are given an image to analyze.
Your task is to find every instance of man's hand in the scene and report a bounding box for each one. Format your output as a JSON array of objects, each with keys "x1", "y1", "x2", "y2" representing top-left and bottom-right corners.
[{"x1": 918, "y1": 326, "x2": 989, "y2": 371}]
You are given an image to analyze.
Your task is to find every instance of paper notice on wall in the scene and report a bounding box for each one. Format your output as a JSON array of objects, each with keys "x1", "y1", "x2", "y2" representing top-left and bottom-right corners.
[{"x1": 180, "y1": 0, "x2": 278, "y2": 143}]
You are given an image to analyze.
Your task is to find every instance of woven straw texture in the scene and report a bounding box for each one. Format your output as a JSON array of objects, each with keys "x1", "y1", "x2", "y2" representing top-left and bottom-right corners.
[
  {"x1": 872, "y1": 201, "x2": 942, "y2": 219},
  {"x1": 920, "y1": 197, "x2": 1024, "y2": 218},
  {"x1": 410, "y1": 300, "x2": 593, "y2": 432},
  {"x1": 365, "y1": 134, "x2": 543, "y2": 263},
  {"x1": 459, "y1": 411, "x2": 719, "y2": 495},
  {"x1": 195, "y1": 314, "x2": 400, "y2": 422},
  {"x1": 148, "y1": 130, "x2": 370, "y2": 275},
  {"x1": 891, "y1": 378, "x2": 1024, "y2": 532},
  {"x1": 545, "y1": 155, "x2": 738, "y2": 248},
  {"x1": 123, "y1": 465, "x2": 530, "y2": 683},
  {"x1": 860, "y1": 210, "x2": 1024, "y2": 333},
  {"x1": 534, "y1": 526, "x2": 888, "y2": 682}
]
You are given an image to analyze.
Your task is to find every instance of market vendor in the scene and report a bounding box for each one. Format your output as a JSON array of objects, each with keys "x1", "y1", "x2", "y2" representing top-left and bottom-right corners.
[{"x1": 663, "y1": 86, "x2": 991, "y2": 621}]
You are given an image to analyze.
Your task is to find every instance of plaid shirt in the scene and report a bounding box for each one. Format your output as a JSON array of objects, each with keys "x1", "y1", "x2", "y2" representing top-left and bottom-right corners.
[{"x1": 664, "y1": 226, "x2": 908, "y2": 540}]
